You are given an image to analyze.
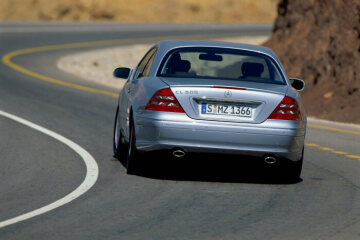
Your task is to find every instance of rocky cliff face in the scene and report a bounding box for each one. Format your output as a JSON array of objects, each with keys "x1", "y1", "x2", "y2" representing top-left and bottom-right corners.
[{"x1": 264, "y1": 0, "x2": 360, "y2": 123}]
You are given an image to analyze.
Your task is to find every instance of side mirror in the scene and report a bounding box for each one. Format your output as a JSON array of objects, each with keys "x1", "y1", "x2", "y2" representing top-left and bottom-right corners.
[
  {"x1": 289, "y1": 78, "x2": 305, "y2": 92},
  {"x1": 113, "y1": 67, "x2": 131, "y2": 79}
]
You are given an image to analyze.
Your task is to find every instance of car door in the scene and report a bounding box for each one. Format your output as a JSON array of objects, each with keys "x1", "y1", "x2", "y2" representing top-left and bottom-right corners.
[{"x1": 122, "y1": 47, "x2": 157, "y2": 138}]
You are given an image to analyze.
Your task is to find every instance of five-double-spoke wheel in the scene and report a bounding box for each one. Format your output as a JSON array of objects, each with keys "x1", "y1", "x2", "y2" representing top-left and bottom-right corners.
[
  {"x1": 126, "y1": 119, "x2": 139, "y2": 174},
  {"x1": 113, "y1": 107, "x2": 138, "y2": 174}
]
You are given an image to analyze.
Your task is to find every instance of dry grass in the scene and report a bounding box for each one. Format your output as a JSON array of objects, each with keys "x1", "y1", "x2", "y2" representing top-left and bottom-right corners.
[{"x1": 0, "y1": 0, "x2": 278, "y2": 23}]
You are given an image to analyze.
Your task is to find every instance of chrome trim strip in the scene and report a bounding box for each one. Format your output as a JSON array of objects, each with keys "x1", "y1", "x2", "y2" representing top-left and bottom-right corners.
[{"x1": 193, "y1": 97, "x2": 261, "y2": 105}]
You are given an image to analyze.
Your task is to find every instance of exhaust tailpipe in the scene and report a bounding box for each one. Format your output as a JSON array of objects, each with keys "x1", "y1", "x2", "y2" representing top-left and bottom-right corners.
[
  {"x1": 264, "y1": 156, "x2": 277, "y2": 165},
  {"x1": 173, "y1": 149, "x2": 186, "y2": 158}
]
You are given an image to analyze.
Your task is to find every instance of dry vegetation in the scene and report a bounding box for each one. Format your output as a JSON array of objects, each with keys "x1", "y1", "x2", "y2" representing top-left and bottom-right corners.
[{"x1": 0, "y1": 0, "x2": 277, "y2": 23}]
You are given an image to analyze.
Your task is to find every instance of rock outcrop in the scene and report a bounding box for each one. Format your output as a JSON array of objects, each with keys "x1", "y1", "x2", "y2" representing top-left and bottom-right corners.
[{"x1": 264, "y1": 0, "x2": 360, "y2": 123}]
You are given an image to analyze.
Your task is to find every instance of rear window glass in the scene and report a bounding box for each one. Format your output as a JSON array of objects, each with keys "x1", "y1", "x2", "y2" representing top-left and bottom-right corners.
[{"x1": 157, "y1": 47, "x2": 285, "y2": 85}]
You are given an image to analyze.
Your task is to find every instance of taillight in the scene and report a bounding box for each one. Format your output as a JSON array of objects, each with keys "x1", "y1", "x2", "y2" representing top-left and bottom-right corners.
[
  {"x1": 145, "y1": 88, "x2": 184, "y2": 113},
  {"x1": 268, "y1": 96, "x2": 300, "y2": 120}
]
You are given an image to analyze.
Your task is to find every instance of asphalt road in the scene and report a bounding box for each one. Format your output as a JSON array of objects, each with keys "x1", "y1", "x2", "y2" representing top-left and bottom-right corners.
[{"x1": 0, "y1": 22, "x2": 360, "y2": 240}]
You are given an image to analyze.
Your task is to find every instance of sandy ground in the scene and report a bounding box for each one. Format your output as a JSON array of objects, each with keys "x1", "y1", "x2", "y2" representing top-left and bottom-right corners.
[
  {"x1": 57, "y1": 35, "x2": 270, "y2": 90},
  {"x1": 0, "y1": 0, "x2": 277, "y2": 23}
]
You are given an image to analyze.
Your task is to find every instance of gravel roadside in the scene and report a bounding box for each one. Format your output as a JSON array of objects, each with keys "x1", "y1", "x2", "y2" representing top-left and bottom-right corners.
[{"x1": 57, "y1": 35, "x2": 269, "y2": 90}]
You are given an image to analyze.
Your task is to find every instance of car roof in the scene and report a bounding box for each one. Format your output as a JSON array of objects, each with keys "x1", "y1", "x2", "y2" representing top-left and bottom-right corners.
[{"x1": 156, "y1": 40, "x2": 277, "y2": 59}]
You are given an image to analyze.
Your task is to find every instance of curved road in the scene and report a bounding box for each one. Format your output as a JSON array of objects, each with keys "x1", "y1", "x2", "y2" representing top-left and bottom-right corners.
[{"x1": 0, "y1": 23, "x2": 359, "y2": 240}]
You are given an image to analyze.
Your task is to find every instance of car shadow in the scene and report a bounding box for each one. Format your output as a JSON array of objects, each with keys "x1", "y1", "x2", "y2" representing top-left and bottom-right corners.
[{"x1": 116, "y1": 152, "x2": 303, "y2": 185}]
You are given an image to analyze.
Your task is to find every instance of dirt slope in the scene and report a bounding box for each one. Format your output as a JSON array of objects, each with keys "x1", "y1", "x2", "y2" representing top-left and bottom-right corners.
[
  {"x1": 264, "y1": 0, "x2": 360, "y2": 123},
  {"x1": 0, "y1": 0, "x2": 277, "y2": 23}
]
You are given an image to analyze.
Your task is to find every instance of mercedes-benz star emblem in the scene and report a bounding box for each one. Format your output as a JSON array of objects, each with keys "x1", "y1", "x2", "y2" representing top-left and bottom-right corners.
[{"x1": 224, "y1": 90, "x2": 232, "y2": 98}]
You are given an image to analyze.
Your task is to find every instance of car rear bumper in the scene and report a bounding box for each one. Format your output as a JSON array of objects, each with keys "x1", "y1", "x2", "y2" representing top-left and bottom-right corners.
[{"x1": 135, "y1": 114, "x2": 305, "y2": 162}]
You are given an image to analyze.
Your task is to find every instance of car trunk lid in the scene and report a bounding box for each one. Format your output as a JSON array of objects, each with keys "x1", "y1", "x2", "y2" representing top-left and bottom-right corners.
[{"x1": 159, "y1": 77, "x2": 288, "y2": 124}]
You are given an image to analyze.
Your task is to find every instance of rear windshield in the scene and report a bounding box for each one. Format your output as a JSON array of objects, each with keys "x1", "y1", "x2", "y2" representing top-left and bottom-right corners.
[{"x1": 157, "y1": 47, "x2": 285, "y2": 85}]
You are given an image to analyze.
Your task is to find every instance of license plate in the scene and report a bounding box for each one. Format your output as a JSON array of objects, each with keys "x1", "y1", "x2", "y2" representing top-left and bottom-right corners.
[{"x1": 201, "y1": 103, "x2": 253, "y2": 118}]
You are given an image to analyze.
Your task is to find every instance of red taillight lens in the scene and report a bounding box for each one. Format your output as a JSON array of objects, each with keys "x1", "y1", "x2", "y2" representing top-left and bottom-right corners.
[
  {"x1": 145, "y1": 88, "x2": 184, "y2": 113},
  {"x1": 268, "y1": 96, "x2": 300, "y2": 120}
]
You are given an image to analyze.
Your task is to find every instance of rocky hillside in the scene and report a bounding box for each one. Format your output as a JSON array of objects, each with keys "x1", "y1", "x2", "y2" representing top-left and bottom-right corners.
[
  {"x1": 0, "y1": 0, "x2": 277, "y2": 23},
  {"x1": 264, "y1": 0, "x2": 360, "y2": 123}
]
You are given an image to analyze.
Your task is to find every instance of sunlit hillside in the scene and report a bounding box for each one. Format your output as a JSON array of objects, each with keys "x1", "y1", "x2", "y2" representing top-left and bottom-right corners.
[{"x1": 0, "y1": 0, "x2": 278, "y2": 23}]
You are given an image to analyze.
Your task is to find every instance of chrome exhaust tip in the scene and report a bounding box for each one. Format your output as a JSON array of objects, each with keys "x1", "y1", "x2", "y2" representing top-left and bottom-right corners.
[
  {"x1": 264, "y1": 156, "x2": 277, "y2": 165},
  {"x1": 173, "y1": 149, "x2": 186, "y2": 158}
]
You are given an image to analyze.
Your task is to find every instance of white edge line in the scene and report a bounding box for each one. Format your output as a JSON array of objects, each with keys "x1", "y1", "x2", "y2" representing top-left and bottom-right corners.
[{"x1": 0, "y1": 110, "x2": 99, "y2": 228}]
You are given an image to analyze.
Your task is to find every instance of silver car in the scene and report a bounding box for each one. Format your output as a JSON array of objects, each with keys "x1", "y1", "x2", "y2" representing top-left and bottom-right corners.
[{"x1": 113, "y1": 40, "x2": 306, "y2": 179}]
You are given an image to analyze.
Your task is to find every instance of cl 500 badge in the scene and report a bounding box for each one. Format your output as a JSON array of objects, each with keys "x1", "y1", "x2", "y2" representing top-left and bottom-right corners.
[{"x1": 175, "y1": 90, "x2": 199, "y2": 95}]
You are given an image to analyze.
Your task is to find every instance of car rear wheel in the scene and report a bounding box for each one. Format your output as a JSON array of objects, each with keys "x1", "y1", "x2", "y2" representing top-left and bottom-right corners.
[
  {"x1": 284, "y1": 148, "x2": 304, "y2": 181},
  {"x1": 126, "y1": 118, "x2": 139, "y2": 174}
]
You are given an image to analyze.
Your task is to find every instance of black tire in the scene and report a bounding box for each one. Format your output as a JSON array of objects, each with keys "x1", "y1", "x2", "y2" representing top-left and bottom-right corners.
[
  {"x1": 113, "y1": 107, "x2": 125, "y2": 159},
  {"x1": 284, "y1": 148, "x2": 304, "y2": 181},
  {"x1": 126, "y1": 118, "x2": 139, "y2": 174}
]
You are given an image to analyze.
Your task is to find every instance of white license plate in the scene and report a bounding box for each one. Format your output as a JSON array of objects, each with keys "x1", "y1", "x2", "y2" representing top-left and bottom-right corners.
[{"x1": 201, "y1": 103, "x2": 253, "y2": 118}]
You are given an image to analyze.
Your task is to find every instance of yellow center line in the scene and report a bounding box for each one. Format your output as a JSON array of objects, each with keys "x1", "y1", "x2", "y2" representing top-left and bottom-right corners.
[
  {"x1": 305, "y1": 143, "x2": 320, "y2": 147},
  {"x1": 332, "y1": 151, "x2": 348, "y2": 155},
  {"x1": 306, "y1": 142, "x2": 359, "y2": 161},
  {"x1": 318, "y1": 147, "x2": 333, "y2": 151},
  {"x1": 2, "y1": 37, "x2": 172, "y2": 99}
]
